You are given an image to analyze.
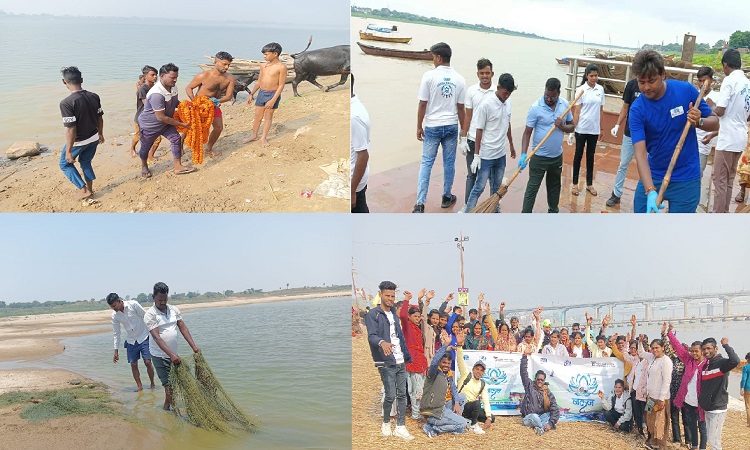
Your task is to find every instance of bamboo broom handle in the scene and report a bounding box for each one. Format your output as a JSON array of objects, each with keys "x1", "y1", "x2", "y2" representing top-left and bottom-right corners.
[
  {"x1": 502, "y1": 89, "x2": 585, "y2": 190},
  {"x1": 655, "y1": 79, "x2": 711, "y2": 206}
]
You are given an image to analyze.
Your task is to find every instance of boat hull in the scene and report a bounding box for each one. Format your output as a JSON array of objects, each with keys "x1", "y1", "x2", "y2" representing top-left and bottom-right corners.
[
  {"x1": 359, "y1": 31, "x2": 412, "y2": 44},
  {"x1": 356, "y1": 42, "x2": 432, "y2": 60}
]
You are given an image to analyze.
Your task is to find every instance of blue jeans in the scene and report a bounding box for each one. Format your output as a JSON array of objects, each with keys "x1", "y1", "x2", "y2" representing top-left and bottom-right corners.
[
  {"x1": 60, "y1": 141, "x2": 98, "y2": 189},
  {"x1": 522, "y1": 412, "x2": 551, "y2": 432},
  {"x1": 379, "y1": 363, "x2": 407, "y2": 426},
  {"x1": 428, "y1": 405, "x2": 471, "y2": 434},
  {"x1": 634, "y1": 178, "x2": 700, "y2": 213},
  {"x1": 417, "y1": 124, "x2": 458, "y2": 205},
  {"x1": 613, "y1": 135, "x2": 635, "y2": 197},
  {"x1": 465, "y1": 155, "x2": 506, "y2": 211}
]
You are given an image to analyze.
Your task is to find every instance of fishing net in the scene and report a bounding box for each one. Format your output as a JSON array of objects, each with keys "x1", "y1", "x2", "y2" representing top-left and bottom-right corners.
[{"x1": 169, "y1": 352, "x2": 258, "y2": 433}]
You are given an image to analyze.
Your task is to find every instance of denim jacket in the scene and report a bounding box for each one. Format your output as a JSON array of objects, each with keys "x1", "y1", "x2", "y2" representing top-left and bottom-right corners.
[{"x1": 365, "y1": 305, "x2": 412, "y2": 368}]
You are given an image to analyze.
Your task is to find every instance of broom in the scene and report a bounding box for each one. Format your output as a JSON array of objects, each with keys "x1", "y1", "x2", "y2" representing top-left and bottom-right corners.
[
  {"x1": 653, "y1": 78, "x2": 711, "y2": 211},
  {"x1": 471, "y1": 89, "x2": 585, "y2": 213}
]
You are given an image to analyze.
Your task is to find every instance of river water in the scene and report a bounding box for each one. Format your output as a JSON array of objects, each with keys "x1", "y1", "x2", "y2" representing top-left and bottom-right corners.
[
  {"x1": 0, "y1": 15, "x2": 347, "y2": 152},
  {"x1": 350, "y1": 17, "x2": 632, "y2": 174},
  {"x1": 2, "y1": 297, "x2": 351, "y2": 449}
]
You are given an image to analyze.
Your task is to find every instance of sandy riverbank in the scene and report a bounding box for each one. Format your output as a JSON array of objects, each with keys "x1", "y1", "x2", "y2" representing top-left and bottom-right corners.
[
  {"x1": 0, "y1": 77, "x2": 349, "y2": 212},
  {"x1": 351, "y1": 335, "x2": 750, "y2": 450},
  {"x1": 0, "y1": 290, "x2": 349, "y2": 363}
]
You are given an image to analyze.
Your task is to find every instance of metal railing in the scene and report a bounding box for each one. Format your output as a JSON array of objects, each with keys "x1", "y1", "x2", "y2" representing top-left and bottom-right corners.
[{"x1": 564, "y1": 56, "x2": 700, "y2": 102}]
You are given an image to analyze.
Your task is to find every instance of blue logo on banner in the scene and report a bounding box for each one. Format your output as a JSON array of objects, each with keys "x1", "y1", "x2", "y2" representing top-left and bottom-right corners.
[
  {"x1": 568, "y1": 374, "x2": 599, "y2": 397},
  {"x1": 484, "y1": 368, "x2": 507, "y2": 385}
]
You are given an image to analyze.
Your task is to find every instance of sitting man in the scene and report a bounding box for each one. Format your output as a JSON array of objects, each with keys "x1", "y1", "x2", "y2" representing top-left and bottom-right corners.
[
  {"x1": 455, "y1": 329, "x2": 493, "y2": 434},
  {"x1": 520, "y1": 354, "x2": 559, "y2": 435},
  {"x1": 421, "y1": 330, "x2": 471, "y2": 437},
  {"x1": 599, "y1": 379, "x2": 633, "y2": 432}
]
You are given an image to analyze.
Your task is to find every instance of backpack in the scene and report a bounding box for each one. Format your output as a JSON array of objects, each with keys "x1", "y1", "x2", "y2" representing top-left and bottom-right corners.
[{"x1": 458, "y1": 374, "x2": 485, "y2": 398}]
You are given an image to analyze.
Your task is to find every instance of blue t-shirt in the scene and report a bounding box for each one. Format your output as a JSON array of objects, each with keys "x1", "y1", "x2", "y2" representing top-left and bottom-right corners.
[
  {"x1": 525, "y1": 97, "x2": 573, "y2": 158},
  {"x1": 629, "y1": 79, "x2": 712, "y2": 182}
]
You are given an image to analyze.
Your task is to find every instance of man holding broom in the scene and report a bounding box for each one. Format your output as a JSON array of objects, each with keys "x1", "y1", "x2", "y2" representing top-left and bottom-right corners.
[
  {"x1": 629, "y1": 50, "x2": 718, "y2": 213},
  {"x1": 519, "y1": 78, "x2": 574, "y2": 213},
  {"x1": 144, "y1": 282, "x2": 200, "y2": 411}
]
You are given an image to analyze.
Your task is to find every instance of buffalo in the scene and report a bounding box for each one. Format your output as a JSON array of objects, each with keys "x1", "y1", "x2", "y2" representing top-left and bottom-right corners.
[{"x1": 290, "y1": 37, "x2": 350, "y2": 97}]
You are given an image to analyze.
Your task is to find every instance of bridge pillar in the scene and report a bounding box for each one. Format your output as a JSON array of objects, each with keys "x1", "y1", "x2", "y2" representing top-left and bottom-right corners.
[
  {"x1": 723, "y1": 297, "x2": 731, "y2": 316},
  {"x1": 683, "y1": 300, "x2": 690, "y2": 319},
  {"x1": 608, "y1": 305, "x2": 614, "y2": 320},
  {"x1": 645, "y1": 302, "x2": 653, "y2": 321},
  {"x1": 595, "y1": 306, "x2": 602, "y2": 321},
  {"x1": 707, "y1": 303, "x2": 714, "y2": 316},
  {"x1": 561, "y1": 308, "x2": 569, "y2": 326}
]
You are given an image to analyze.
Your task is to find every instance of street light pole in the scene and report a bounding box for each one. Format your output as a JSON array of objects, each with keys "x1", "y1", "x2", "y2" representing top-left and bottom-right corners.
[{"x1": 455, "y1": 232, "x2": 469, "y2": 288}]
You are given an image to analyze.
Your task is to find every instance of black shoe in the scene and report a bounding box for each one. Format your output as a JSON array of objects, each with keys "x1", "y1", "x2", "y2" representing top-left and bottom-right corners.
[
  {"x1": 605, "y1": 192, "x2": 621, "y2": 207},
  {"x1": 412, "y1": 204, "x2": 425, "y2": 213},
  {"x1": 440, "y1": 195, "x2": 457, "y2": 208}
]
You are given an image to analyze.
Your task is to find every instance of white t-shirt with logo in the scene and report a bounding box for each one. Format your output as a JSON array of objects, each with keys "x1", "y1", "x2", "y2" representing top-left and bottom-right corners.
[
  {"x1": 418, "y1": 65, "x2": 466, "y2": 128},
  {"x1": 473, "y1": 94, "x2": 511, "y2": 160},
  {"x1": 696, "y1": 91, "x2": 718, "y2": 156},
  {"x1": 384, "y1": 311, "x2": 405, "y2": 364},
  {"x1": 350, "y1": 95, "x2": 370, "y2": 193},
  {"x1": 465, "y1": 83, "x2": 495, "y2": 141},
  {"x1": 575, "y1": 83, "x2": 605, "y2": 135},
  {"x1": 715, "y1": 69, "x2": 750, "y2": 152}
]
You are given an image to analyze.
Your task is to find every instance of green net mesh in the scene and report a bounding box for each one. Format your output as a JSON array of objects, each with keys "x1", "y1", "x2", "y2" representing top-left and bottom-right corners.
[{"x1": 169, "y1": 352, "x2": 258, "y2": 433}]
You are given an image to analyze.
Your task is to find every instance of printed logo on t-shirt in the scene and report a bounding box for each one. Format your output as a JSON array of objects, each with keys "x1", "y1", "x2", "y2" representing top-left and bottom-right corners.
[
  {"x1": 670, "y1": 105, "x2": 684, "y2": 118},
  {"x1": 438, "y1": 78, "x2": 456, "y2": 99},
  {"x1": 62, "y1": 116, "x2": 76, "y2": 123}
]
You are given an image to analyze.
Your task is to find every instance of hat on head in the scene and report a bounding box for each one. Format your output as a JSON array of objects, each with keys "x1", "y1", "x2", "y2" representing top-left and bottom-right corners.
[
  {"x1": 542, "y1": 319, "x2": 551, "y2": 327},
  {"x1": 473, "y1": 360, "x2": 486, "y2": 370}
]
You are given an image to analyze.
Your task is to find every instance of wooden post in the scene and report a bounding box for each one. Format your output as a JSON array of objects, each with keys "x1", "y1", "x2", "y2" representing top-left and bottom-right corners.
[{"x1": 681, "y1": 34, "x2": 696, "y2": 63}]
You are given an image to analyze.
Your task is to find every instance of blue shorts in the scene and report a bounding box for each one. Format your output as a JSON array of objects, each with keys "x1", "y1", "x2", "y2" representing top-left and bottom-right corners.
[
  {"x1": 256, "y1": 89, "x2": 280, "y2": 109},
  {"x1": 125, "y1": 337, "x2": 152, "y2": 363}
]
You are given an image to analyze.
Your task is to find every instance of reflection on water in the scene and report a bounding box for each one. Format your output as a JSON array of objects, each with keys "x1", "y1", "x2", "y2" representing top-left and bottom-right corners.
[{"x1": 34, "y1": 296, "x2": 351, "y2": 450}]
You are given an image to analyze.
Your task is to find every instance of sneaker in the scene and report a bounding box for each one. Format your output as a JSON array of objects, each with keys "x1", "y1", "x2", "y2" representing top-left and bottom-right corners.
[
  {"x1": 534, "y1": 426, "x2": 545, "y2": 435},
  {"x1": 381, "y1": 422, "x2": 392, "y2": 436},
  {"x1": 422, "y1": 423, "x2": 437, "y2": 438},
  {"x1": 393, "y1": 425, "x2": 414, "y2": 441},
  {"x1": 441, "y1": 194, "x2": 457, "y2": 208},
  {"x1": 470, "y1": 423, "x2": 485, "y2": 434},
  {"x1": 606, "y1": 192, "x2": 621, "y2": 207},
  {"x1": 412, "y1": 203, "x2": 425, "y2": 213},
  {"x1": 457, "y1": 205, "x2": 467, "y2": 213}
]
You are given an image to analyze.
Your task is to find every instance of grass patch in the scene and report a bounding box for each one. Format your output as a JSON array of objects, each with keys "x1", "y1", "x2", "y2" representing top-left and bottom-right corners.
[
  {"x1": 0, "y1": 384, "x2": 119, "y2": 422},
  {"x1": 685, "y1": 53, "x2": 750, "y2": 70}
]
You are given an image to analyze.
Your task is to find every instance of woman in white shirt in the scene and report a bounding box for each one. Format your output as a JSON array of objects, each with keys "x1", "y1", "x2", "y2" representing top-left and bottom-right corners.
[
  {"x1": 572, "y1": 64, "x2": 605, "y2": 196},
  {"x1": 541, "y1": 330, "x2": 568, "y2": 357},
  {"x1": 639, "y1": 338, "x2": 673, "y2": 450}
]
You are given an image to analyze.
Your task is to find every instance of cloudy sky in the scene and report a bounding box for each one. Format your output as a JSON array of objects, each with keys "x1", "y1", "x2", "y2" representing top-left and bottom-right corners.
[
  {"x1": 354, "y1": 0, "x2": 746, "y2": 48},
  {"x1": 353, "y1": 215, "x2": 750, "y2": 311},
  {"x1": 0, "y1": 214, "x2": 351, "y2": 303},
  {"x1": 0, "y1": 0, "x2": 349, "y2": 28}
]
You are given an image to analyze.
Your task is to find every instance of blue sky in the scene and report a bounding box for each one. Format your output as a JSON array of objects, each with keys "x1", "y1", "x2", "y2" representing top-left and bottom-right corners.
[
  {"x1": 0, "y1": 0, "x2": 349, "y2": 28},
  {"x1": 353, "y1": 214, "x2": 750, "y2": 310},
  {"x1": 0, "y1": 214, "x2": 351, "y2": 303},
  {"x1": 354, "y1": 0, "x2": 746, "y2": 48}
]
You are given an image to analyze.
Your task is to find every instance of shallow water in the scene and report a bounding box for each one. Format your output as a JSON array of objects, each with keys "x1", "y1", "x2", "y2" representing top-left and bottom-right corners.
[
  {"x1": 10, "y1": 297, "x2": 351, "y2": 449},
  {"x1": 0, "y1": 15, "x2": 347, "y2": 152}
]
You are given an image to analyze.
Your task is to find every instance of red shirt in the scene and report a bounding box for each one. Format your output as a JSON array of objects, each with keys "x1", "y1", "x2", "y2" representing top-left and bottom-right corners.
[{"x1": 399, "y1": 302, "x2": 427, "y2": 374}]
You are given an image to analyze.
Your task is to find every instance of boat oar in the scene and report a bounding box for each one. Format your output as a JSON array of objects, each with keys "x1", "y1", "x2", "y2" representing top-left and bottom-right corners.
[
  {"x1": 653, "y1": 78, "x2": 711, "y2": 211},
  {"x1": 471, "y1": 89, "x2": 584, "y2": 213}
]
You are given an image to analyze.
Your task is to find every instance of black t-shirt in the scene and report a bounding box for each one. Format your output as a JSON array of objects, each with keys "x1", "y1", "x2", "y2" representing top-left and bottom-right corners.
[
  {"x1": 622, "y1": 78, "x2": 641, "y2": 138},
  {"x1": 135, "y1": 83, "x2": 150, "y2": 121},
  {"x1": 59, "y1": 90, "x2": 103, "y2": 142}
]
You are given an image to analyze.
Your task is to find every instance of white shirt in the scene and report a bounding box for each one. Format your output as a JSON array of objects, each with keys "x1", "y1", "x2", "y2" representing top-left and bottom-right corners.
[
  {"x1": 571, "y1": 344, "x2": 584, "y2": 358},
  {"x1": 575, "y1": 83, "x2": 605, "y2": 135},
  {"x1": 473, "y1": 94, "x2": 511, "y2": 160},
  {"x1": 144, "y1": 304, "x2": 183, "y2": 359},
  {"x1": 715, "y1": 69, "x2": 750, "y2": 152},
  {"x1": 632, "y1": 358, "x2": 648, "y2": 392},
  {"x1": 614, "y1": 393, "x2": 626, "y2": 413},
  {"x1": 542, "y1": 343, "x2": 568, "y2": 357},
  {"x1": 465, "y1": 82, "x2": 495, "y2": 141},
  {"x1": 384, "y1": 311, "x2": 404, "y2": 364},
  {"x1": 350, "y1": 95, "x2": 370, "y2": 193},
  {"x1": 684, "y1": 370, "x2": 699, "y2": 407},
  {"x1": 645, "y1": 354, "x2": 673, "y2": 401},
  {"x1": 111, "y1": 300, "x2": 149, "y2": 349},
  {"x1": 696, "y1": 91, "x2": 718, "y2": 155},
  {"x1": 418, "y1": 65, "x2": 466, "y2": 128}
]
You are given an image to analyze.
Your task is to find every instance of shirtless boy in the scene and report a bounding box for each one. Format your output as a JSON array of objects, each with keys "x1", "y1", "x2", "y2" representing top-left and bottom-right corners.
[
  {"x1": 243, "y1": 42, "x2": 286, "y2": 147},
  {"x1": 185, "y1": 51, "x2": 236, "y2": 158}
]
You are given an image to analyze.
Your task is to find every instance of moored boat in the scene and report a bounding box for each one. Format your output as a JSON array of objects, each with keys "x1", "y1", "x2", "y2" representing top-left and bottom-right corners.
[
  {"x1": 358, "y1": 31, "x2": 412, "y2": 44},
  {"x1": 356, "y1": 42, "x2": 432, "y2": 60}
]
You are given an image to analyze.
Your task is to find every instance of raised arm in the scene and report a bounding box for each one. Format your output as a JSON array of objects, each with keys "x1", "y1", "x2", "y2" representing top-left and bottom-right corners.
[
  {"x1": 584, "y1": 313, "x2": 594, "y2": 350},
  {"x1": 428, "y1": 331, "x2": 453, "y2": 378},
  {"x1": 520, "y1": 354, "x2": 532, "y2": 392},
  {"x1": 455, "y1": 330, "x2": 469, "y2": 380},
  {"x1": 719, "y1": 338, "x2": 740, "y2": 373},
  {"x1": 661, "y1": 322, "x2": 677, "y2": 359},
  {"x1": 486, "y1": 301, "x2": 499, "y2": 343}
]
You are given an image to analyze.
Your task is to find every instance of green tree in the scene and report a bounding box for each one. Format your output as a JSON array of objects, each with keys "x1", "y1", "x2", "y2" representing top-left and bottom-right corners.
[
  {"x1": 714, "y1": 39, "x2": 726, "y2": 48},
  {"x1": 728, "y1": 30, "x2": 750, "y2": 48},
  {"x1": 136, "y1": 293, "x2": 148, "y2": 302},
  {"x1": 224, "y1": 290, "x2": 234, "y2": 296},
  {"x1": 0, "y1": 301, "x2": 5, "y2": 308}
]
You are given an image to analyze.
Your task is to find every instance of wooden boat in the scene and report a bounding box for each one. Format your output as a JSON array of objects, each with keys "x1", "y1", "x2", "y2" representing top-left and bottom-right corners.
[
  {"x1": 357, "y1": 42, "x2": 432, "y2": 61},
  {"x1": 556, "y1": 57, "x2": 570, "y2": 65},
  {"x1": 197, "y1": 53, "x2": 295, "y2": 82},
  {"x1": 358, "y1": 30, "x2": 412, "y2": 44}
]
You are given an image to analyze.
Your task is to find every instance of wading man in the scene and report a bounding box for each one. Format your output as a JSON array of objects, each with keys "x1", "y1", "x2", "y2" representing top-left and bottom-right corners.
[
  {"x1": 58, "y1": 66, "x2": 104, "y2": 200},
  {"x1": 107, "y1": 293, "x2": 155, "y2": 391},
  {"x1": 144, "y1": 282, "x2": 200, "y2": 411},
  {"x1": 185, "y1": 51, "x2": 236, "y2": 158}
]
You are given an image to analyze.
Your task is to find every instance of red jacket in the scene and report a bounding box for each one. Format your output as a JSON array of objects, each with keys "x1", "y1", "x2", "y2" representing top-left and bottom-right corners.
[{"x1": 400, "y1": 301, "x2": 427, "y2": 374}]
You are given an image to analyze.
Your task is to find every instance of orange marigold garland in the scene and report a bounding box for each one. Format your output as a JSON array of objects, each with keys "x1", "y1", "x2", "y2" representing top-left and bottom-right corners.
[{"x1": 174, "y1": 95, "x2": 214, "y2": 164}]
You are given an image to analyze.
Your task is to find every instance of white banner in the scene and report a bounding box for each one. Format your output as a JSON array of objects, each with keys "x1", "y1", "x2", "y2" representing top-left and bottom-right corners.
[{"x1": 459, "y1": 350, "x2": 624, "y2": 421}]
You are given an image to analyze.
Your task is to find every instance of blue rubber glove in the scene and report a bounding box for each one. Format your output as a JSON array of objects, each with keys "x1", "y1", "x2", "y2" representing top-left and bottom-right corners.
[
  {"x1": 518, "y1": 153, "x2": 528, "y2": 169},
  {"x1": 646, "y1": 190, "x2": 666, "y2": 213}
]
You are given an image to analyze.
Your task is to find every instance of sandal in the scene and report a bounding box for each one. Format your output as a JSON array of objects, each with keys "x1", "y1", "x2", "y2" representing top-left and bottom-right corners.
[
  {"x1": 572, "y1": 185, "x2": 580, "y2": 196},
  {"x1": 735, "y1": 191, "x2": 745, "y2": 203},
  {"x1": 141, "y1": 168, "x2": 152, "y2": 178},
  {"x1": 586, "y1": 185, "x2": 598, "y2": 196}
]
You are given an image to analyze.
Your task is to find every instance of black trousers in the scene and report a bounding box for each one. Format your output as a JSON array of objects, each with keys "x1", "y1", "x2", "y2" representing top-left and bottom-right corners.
[
  {"x1": 632, "y1": 390, "x2": 646, "y2": 435},
  {"x1": 522, "y1": 154, "x2": 563, "y2": 213},
  {"x1": 604, "y1": 409, "x2": 632, "y2": 432},
  {"x1": 351, "y1": 185, "x2": 369, "y2": 213},
  {"x1": 683, "y1": 403, "x2": 707, "y2": 449},
  {"x1": 670, "y1": 401, "x2": 692, "y2": 444},
  {"x1": 462, "y1": 399, "x2": 492, "y2": 425},
  {"x1": 573, "y1": 132, "x2": 598, "y2": 186}
]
